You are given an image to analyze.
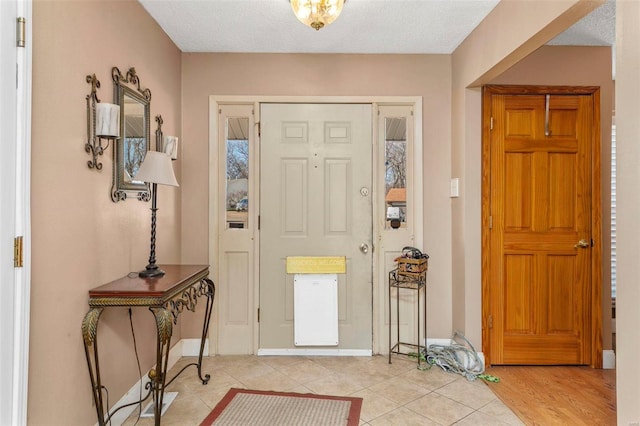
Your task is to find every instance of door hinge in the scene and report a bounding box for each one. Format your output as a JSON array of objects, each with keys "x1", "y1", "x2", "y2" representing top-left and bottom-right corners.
[
  {"x1": 257, "y1": 308, "x2": 260, "y2": 322},
  {"x1": 14, "y1": 236, "x2": 23, "y2": 267},
  {"x1": 17, "y1": 17, "x2": 25, "y2": 47},
  {"x1": 488, "y1": 314, "x2": 493, "y2": 329},
  {"x1": 257, "y1": 122, "x2": 261, "y2": 137},
  {"x1": 489, "y1": 216, "x2": 493, "y2": 229},
  {"x1": 490, "y1": 116, "x2": 494, "y2": 131},
  {"x1": 258, "y1": 215, "x2": 260, "y2": 230}
]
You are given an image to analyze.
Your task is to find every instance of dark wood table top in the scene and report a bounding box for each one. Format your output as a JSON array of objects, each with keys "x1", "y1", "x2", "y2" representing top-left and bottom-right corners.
[{"x1": 88, "y1": 265, "x2": 209, "y2": 306}]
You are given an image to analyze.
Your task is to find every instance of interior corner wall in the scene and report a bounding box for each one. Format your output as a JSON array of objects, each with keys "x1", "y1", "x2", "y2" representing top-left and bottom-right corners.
[
  {"x1": 614, "y1": 1, "x2": 640, "y2": 422},
  {"x1": 30, "y1": 1, "x2": 181, "y2": 424},
  {"x1": 452, "y1": 0, "x2": 594, "y2": 88},
  {"x1": 489, "y1": 45, "x2": 614, "y2": 352},
  {"x1": 179, "y1": 53, "x2": 455, "y2": 340}
]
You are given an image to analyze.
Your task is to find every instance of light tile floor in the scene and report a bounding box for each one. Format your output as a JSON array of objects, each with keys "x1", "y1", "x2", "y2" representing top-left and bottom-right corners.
[{"x1": 123, "y1": 355, "x2": 524, "y2": 426}]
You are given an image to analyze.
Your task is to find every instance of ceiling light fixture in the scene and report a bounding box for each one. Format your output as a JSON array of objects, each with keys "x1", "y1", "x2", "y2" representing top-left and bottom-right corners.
[{"x1": 290, "y1": 0, "x2": 345, "y2": 31}]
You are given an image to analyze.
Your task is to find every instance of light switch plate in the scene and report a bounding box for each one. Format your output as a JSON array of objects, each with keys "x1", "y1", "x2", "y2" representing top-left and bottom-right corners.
[{"x1": 450, "y1": 178, "x2": 460, "y2": 198}]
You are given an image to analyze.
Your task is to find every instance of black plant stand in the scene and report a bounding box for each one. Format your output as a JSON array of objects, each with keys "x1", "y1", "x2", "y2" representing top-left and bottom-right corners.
[{"x1": 388, "y1": 267, "x2": 428, "y2": 368}]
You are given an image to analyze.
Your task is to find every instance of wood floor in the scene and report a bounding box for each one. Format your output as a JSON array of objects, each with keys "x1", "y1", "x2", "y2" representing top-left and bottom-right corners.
[{"x1": 484, "y1": 366, "x2": 616, "y2": 425}]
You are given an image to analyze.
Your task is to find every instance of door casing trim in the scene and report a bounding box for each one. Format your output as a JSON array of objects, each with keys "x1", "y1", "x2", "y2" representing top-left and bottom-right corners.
[
  {"x1": 1, "y1": 0, "x2": 32, "y2": 423},
  {"x1": 208, "y1": 95, "x2": 423, "y2": 355},
  {"x1": 481, "y1": 85, "x2": 603, "y2": 367}
]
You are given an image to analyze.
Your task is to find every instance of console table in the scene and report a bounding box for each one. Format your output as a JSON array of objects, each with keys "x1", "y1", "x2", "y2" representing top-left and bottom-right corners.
[{"x1": 81, "y1": 265, "x2": 215, "y2": 426}]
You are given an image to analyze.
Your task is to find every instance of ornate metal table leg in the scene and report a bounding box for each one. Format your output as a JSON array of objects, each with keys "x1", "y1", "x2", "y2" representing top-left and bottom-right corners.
[
  {"x1": 149, "y1": 307, "x2": 173, "y2": 426},
  {"x1": 81, "y1": 307, "x2": 105, "y2": 426},
  {"x1": 195, "y1": 278, "x2": 215, "y2": 384},
  {"x1": 163, "y1": 277, "x2": 216, "y2": 389}
]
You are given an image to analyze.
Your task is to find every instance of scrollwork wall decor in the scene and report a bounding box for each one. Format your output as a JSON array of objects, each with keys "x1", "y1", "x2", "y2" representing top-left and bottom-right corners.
[{"x1": 112, "y1": 67, "x2": 152, "y2": 102}]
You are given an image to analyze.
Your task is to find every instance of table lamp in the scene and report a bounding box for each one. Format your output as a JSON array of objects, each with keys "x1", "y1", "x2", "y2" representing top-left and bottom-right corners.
[{"x1": 133, "y1": 151, "x2": 179, "y2": 278}]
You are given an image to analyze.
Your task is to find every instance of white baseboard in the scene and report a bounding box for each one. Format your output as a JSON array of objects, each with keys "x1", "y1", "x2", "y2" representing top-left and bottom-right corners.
[
  {"x1": 257, "y1": 348, "x2": 373, "y2": 356},
  {"x1": 425, "y1": 338, "x2": 614, "y2": 370},
  {"x1": 182, "y1": 338, "x2": 210, "y2": 356},
  {"x1": 424, "y1": 337, "x2": 485, "y2": 364},
  {"x1": 603, "y1": 350, "x2": 616, "y2": 369},
  {"x1": 96, "y1": 339, "x2": 209, "y2": 426},
  {"x1": 426, "y1": 338, "x2": 454, "y2": 347}
]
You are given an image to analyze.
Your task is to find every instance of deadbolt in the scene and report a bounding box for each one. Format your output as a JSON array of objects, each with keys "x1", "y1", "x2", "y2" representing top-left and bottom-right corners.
[{"x1": 359, "y1": 243, "x2": 369, "y2": 254}]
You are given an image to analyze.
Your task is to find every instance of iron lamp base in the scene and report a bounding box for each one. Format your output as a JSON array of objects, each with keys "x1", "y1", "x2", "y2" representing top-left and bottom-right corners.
[{"x1": 139, "y1": 264, "x2": 165, "y2": 278}]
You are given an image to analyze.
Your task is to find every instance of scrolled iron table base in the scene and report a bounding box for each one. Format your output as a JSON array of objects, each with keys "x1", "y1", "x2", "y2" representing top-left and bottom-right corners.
[{"x1": 82, "y1": 265, "x2": 215, "y2": 426}]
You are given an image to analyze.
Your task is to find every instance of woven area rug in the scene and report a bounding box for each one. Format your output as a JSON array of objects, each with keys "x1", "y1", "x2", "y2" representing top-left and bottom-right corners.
[{"x1": 199, "y1": 388, "x2": 363, "y2": 426}]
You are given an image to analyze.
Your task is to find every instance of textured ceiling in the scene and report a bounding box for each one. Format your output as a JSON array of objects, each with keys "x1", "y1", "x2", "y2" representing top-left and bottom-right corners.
[
  {"x1": 139, "y1": 0, "x2": 615, "y2": 55},
  {"x1": 548, "y1": 0, "x2": 615, "y2": 47}
]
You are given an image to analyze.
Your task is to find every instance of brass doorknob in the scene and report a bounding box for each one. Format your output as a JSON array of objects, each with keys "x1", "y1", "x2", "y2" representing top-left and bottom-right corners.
[{"x1": 574, "y1": 239, "x2": 590, "y2": 248}]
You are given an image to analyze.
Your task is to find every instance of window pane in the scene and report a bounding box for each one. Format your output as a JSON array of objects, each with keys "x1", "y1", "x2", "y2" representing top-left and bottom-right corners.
[
  {"x1": 385, "y1": 117, "x2": 407, "y2": 229},
  {"x1": 226, "y1": 117, "x2": 249, "y2": 229}
]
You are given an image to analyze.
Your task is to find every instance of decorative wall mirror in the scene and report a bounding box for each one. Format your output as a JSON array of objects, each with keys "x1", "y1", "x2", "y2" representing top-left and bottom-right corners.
[{"x1": 111, "y1": 67, "x2": 152, "y2": 202}]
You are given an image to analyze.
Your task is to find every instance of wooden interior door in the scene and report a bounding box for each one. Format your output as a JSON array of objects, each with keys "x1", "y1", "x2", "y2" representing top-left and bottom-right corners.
[{"x1": 483, "y1": 86, "x2": 601, "y2": 365}]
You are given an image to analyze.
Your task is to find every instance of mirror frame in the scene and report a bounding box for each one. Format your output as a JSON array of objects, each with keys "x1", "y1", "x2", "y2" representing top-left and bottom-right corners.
[{"x1": 111, "y1": 66, "x2": 152, "y2": 202}]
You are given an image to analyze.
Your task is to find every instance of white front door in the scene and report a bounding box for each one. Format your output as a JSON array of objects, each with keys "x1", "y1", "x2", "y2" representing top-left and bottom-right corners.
[{"x1": 259, "y1": 103, "x2": 373, "y2": 352}]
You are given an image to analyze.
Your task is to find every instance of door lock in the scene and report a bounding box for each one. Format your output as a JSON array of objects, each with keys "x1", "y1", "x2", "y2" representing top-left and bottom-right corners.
[{"x1": 359, "y1": 243, "x2": 369, "y2": 254}]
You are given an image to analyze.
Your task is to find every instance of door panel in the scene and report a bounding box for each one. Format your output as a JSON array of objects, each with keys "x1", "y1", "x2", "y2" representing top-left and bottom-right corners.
[
  {"x1": 488, "y1": 92, "x2": 594, "y2": 365},
  {"x1": 260, "y1": 103, "x2": 372, "y2": 351}
]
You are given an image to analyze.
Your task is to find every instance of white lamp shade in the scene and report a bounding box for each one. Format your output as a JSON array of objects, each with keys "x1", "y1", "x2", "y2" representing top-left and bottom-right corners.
[
  {"x1": 163, "y1": 135, "x2": 179, "y2": 160},
  {"x1": 134, "y1": 151, "x2": 179, "y2": 187},
  {"x1": 95, "y1": 102, "x2": 120, "y2": 138}
]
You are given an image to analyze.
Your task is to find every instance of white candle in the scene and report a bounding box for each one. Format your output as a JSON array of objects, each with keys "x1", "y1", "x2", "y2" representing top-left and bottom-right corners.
[
  {"x1": 163, "y1": 135, "x2": 179, "y2": 160},
  {"x1": 95, "y1": 103, "x2": 120, "y2": 138}
]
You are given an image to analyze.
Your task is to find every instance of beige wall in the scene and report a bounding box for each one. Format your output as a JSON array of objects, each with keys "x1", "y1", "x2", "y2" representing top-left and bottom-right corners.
[
  {"x1": 30, "y1": 1, "x2": 181, "y2": 424},
  {"x1": 180, "y1": 53, "x2": 456, "y2": 338},
  {"x1": 614, "y1": 1, "x2": 640, "y2": 423}
]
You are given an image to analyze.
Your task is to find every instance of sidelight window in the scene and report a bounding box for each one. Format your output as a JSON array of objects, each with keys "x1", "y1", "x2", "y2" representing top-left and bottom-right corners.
[
  {"x1": 225, "y1": 117, "x2": 250, "y2": 229},
  {"x1": 384, "y1": 117, "x2": 408, "y2": 229}
]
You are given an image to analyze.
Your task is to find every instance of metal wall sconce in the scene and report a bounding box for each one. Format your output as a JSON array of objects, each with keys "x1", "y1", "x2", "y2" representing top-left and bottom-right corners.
[
  {"x1": 85, "y1": 74, "x2": 120, "y2": 170},
  {"x1": 155, "y1": 115, "x2": 179, "y2": 161}
]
